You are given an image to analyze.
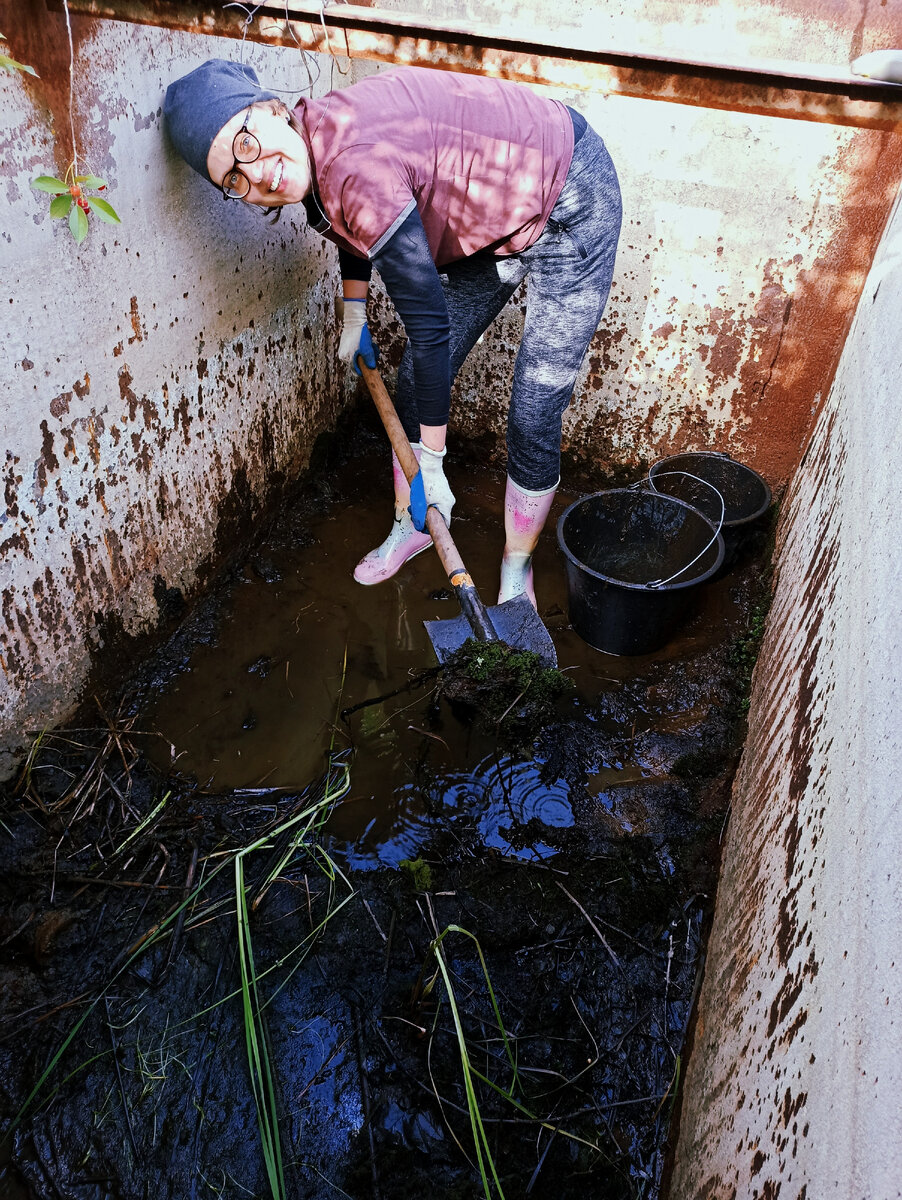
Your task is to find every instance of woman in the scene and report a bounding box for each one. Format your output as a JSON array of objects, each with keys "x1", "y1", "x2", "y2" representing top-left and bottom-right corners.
[{"x1": 164, "y1": 59, "x2": 621, "y2": 607}]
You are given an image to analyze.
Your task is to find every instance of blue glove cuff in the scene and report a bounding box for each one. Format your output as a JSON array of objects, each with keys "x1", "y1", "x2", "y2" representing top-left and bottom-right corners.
[
  {"x1": 351, "y1": 323, "x2": 378, "y2": 376},
  {"x1": 408, "y1": 469, "x2": 428, "y2": 531}
]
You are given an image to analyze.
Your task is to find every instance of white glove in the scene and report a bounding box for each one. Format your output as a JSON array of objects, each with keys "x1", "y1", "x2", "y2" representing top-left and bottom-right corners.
[
  {"x1": 418, "y1": 443, "x2": 456, "y2": 525},
  {"x1": 337, "y1": 297, "x2": 373, "y2": 367}
]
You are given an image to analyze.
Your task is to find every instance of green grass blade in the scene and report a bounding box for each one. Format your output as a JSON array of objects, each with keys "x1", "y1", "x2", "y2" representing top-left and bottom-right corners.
[
  {"x1": 429, "y1": 930, "x2": 505, "y2": 1199},
  {"x1": 235, "y1": 854, "x2": 286, "y2": 1200},
  {"x1": 112, "y1": 791, "x2": 170, "y2": 856},
  {"x1": 443, "y1": 925, "x2": 520, "y2": 1093},
  {"x1": 425, "y1": 923, "x2": 607, "y2": 1194}
]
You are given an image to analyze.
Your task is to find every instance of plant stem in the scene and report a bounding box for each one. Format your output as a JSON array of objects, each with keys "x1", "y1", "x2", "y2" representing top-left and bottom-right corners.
[{"x1": 62, "y1": 0, "x2": 79, "y2": 174}]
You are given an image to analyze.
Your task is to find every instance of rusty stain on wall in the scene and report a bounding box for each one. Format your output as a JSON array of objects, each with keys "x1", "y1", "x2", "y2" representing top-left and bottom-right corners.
[
  {"x1": 670, "y1": 396, "x2": 840, "y2": 1196},
  {"x1": 561, "y1": 123, "x2": 902, "y2": 488},
  {"x1": 3, "y1": 0, "x2": 91, "y2": 177}
]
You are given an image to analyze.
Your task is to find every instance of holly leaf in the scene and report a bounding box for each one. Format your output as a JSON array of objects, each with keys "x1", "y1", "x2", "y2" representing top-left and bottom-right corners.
[
  {"x1": 49, "y1": 194, "x2": 72, "y2": 218},
  {"x1": 76, "y1": 174, "x2": 108, "y2": 189},
  {"x1": 32, "y1": 175, "x2": 69, "y2": 194},
  {"x1": 69, "y1": 203, "x2": 89, "y2": 243},
  {"x1": 87, "y1": 196, "x2": 120, "y2": 224}
]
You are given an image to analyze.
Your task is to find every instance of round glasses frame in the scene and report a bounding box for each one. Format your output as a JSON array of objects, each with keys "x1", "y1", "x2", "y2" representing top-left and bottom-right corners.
[{"x1": 220, "y1": 107, "x2": 262, "y2": 201}]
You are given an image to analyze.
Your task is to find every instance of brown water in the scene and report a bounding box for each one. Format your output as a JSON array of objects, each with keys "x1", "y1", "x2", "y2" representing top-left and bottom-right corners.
[{"x1": 138, "y1": 446, "x2": 746, "y2": 867}]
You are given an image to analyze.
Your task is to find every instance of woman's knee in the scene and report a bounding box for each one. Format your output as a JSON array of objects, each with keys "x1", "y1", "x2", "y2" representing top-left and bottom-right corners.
[{"x1": 505, "y1": 422, "x2": 562, "y2": 493}]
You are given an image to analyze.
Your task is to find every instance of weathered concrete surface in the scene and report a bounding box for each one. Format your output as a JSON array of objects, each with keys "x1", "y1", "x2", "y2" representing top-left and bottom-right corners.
[
  {"x1": 0, "y1": 5, "x2": 358, "y2": 775},
  {"x1": 3, "y1": 0, "x2": 902, "y2": 779},
  {"x1": 670, "y1": 188, "x2": 902, "y2": 1199}
]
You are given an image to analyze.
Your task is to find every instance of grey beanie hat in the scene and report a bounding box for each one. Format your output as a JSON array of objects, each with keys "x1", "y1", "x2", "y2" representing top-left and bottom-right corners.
[{"x1": 164, "y1": 59, "x2": 280, "y2": 183}]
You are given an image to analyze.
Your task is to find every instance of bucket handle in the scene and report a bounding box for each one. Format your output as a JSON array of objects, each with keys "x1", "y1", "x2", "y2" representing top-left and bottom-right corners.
[{"x1": 633, "y1": 471, "x2": 725, "y2": 588}]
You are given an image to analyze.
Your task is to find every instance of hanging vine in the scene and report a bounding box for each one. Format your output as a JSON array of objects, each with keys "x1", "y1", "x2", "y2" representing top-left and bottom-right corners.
[{"x1": 19, "y1": 1, "x2": 122, "y2": 244}]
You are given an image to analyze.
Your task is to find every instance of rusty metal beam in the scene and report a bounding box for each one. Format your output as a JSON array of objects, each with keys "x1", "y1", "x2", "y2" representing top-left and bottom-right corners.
[{"x1": 60, "y1": 0, "x2": 902, "y2": 130}]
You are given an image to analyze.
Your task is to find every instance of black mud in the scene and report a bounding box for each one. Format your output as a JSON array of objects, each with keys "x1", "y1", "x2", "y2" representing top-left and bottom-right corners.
[{"x1": 0, "y1": 433, "x2": 772, "y2": 1200}]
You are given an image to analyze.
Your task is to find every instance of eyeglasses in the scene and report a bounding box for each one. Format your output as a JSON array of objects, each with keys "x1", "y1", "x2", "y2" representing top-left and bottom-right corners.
[{"x1": 220, "y1": 107, "x2": 261, "y2": 201}]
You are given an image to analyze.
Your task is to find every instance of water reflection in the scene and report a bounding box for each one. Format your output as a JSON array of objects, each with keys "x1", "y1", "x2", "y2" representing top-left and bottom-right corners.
[{"x1": 341, "y1": 753, "x2": 573, "y2": 869}]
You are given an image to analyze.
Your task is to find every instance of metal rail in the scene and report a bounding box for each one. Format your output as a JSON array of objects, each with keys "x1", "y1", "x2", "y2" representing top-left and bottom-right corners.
[{"x1": 58, "y1": 0, "x2": 902, "y2": 128}]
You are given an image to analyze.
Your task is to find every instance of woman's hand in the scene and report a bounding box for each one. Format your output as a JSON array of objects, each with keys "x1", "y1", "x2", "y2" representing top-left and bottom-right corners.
[
  {"x1": 337, "y1": 297, "x2": 377, "y2": 375},
  {"x1": 409, "y1": 443, "x2": 456, "y2": 530}
]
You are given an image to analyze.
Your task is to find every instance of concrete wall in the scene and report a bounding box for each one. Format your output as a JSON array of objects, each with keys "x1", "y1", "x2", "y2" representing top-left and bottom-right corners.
[
  {"x1": 3, "y1": 0, "x2": 902, "y2": 775},
  {"x1": 1, "y1": 6, "x2": 365, "y2": 775},
  {"x1": 670, "y1": 186, "x2": 902, "y2": 1199}
]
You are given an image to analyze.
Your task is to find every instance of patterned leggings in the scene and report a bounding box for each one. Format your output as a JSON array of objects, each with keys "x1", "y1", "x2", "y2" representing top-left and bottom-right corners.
[{"x1": 395, "y1": 123, "x2": 622, "y2": 491}]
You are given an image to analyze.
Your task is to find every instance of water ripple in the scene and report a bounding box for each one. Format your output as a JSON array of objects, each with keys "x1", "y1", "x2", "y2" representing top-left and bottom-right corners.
[{"x1": 343, "y1": 754, "x2": 573, "y2": 869}]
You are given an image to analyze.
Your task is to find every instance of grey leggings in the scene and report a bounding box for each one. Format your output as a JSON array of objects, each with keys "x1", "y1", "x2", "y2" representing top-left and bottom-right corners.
[{"x1": 395, "y1": 124, "x2": 622, "y2": 491}]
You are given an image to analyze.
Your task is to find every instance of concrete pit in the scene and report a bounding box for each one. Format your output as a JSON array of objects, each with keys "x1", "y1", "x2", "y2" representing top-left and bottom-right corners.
[{"x1": 2, "y1": 3, "x2": 901, "y2": 1195}]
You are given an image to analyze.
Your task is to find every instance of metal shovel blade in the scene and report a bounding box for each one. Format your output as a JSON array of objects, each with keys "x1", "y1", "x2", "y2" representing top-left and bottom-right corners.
[{"x1": 424, "y1": 594, "x2": 558, "y2": 667}]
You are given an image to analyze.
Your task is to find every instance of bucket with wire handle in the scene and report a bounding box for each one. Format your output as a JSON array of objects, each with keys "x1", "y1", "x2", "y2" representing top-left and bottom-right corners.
[
  {"x1": 556, "y1": 485, "x2": 725, "y2": 655},
  {"x1": 648, "y1": 452, "x2": 771, "y2": 564}
]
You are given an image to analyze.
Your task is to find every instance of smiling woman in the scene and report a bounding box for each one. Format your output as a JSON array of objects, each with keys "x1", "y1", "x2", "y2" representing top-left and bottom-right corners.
[
  {"x1": 164, "y1": 58, "x2": 622, "y2": 611},
  {"x1": 207, "y1": 101, "x2": 312, "y2": 205}
]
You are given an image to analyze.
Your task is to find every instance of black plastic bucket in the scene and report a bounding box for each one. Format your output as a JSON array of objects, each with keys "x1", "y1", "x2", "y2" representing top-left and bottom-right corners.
[
  {"x1": 648, "y1": 452, "x2": 771, "y2": 562},
  {"x1": 556, "y1": 489, "x2": 724, "y2": 655}
]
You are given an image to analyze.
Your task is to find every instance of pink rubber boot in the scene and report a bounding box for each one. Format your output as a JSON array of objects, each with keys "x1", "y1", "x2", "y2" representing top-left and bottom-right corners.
[
  {"x1": 353, "y1": 446, "x2": 432, "y2": 585},
  {"x1": 498, "y1": 475, "x2": 558, "y2": 607}
]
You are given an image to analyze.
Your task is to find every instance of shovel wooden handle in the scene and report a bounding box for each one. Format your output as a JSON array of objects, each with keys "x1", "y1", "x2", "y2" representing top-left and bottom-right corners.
[{"x1": 357, "y1": 360, "x2": 498, "y2": 644}]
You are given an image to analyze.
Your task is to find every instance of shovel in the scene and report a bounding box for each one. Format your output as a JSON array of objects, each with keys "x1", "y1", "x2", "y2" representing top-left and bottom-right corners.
[{"x1": 357, "y1": 361, "x2": 557, "y2": 667}]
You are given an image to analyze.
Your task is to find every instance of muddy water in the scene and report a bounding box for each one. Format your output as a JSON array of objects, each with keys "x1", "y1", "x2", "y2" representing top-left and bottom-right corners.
[
  {"x1": 138, "y1": 447, "x2": 743, "y2": 865},
  {"x1": 0, "y1": 438, "x2": 766, "y2": 1200}
]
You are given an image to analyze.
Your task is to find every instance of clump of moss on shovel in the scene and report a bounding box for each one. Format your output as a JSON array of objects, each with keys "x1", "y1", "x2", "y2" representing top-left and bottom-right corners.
[{"x1": 440, "y1": 638, "x2": 573, "y2": 731}]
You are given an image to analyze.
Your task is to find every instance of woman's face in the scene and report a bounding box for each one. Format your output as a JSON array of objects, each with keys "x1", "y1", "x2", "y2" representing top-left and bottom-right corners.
[{"x1": 206, "y1": 102, "x2": 311, "y2": 207}]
